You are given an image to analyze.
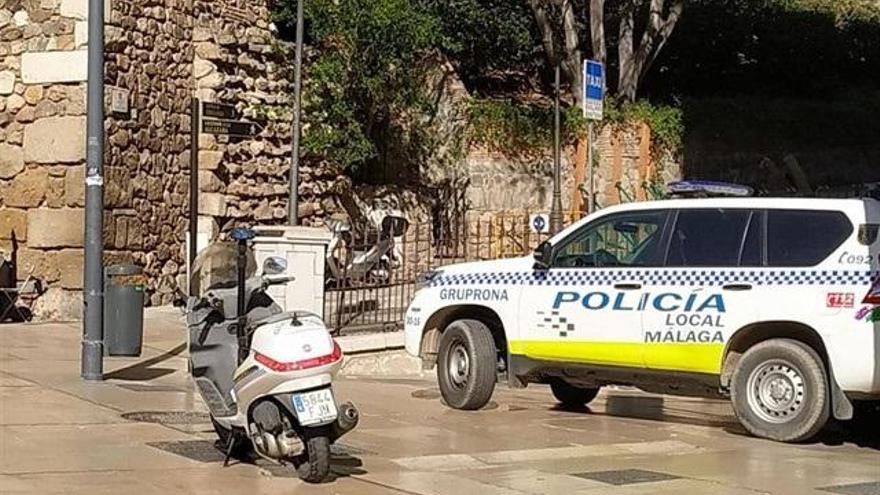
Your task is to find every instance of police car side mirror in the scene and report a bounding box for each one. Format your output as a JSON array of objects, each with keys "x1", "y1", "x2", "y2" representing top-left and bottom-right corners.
[{"x1": 533, "y1": 241, "x2": 552, "y2": 270}]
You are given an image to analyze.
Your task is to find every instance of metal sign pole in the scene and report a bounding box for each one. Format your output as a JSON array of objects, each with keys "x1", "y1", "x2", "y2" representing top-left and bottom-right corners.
[
  {"x1": 588, "y1": 121, "x2": 594, "y2": 213},
  {"x1": 188, "y1": 98, "x2": 199, "y2": 294},
  {"x1": 583, "y1": 59, "x2": 605, "y2": 215},
  {"x1": 288, "y1": 0, "x2": 304, "y2": 226},
  {"x1": 81, "y1": 0, "x2": 105, "y2": 381},
  {"x1": 549, "y1": 64, "x2": 564, "y2": 234}
]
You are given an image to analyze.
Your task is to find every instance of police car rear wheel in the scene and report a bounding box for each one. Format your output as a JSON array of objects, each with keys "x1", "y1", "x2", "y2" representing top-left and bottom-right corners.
[
  {"x1": 731, "y1": 339, "x2": 829, "y2": 443},
  {"x1": 550, "y1": 380, "x2": 600, "y2": 408},
  {"x1": 437, "y1": 319, "x2": 497, "y2": 410}
]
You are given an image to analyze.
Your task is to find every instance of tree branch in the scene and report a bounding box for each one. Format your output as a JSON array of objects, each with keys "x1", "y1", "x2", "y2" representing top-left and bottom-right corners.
[
  {"x1": 589, "y1": 0, "x2": 606, "y2": 64},
  {"x1": 561, "y1": 0, "x2": 583, "y2": 103},
  {"x1": 639, "y1": 0, "x2": 683, "y2": 86},
  {"x1": 528, "y1": 0, "x2": 558, "y2": 64},
  {"x1": 617, "y1": 0, "x2": 636, "y2": 100}
]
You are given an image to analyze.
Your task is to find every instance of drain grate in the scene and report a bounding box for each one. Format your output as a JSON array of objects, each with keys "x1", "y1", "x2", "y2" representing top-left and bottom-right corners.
[
  {"x1": 573, "y1": 469, "x2": 680, "y2": 486},
  {"x1": 820, "y1": 482, "x2": 880, "y2": 495},
  {"x1": 122, "y1": 411, "x2": 211, "y2": 425},
  {"x1": 148, "y1": 440, "x2": 225, "y2": 463}
]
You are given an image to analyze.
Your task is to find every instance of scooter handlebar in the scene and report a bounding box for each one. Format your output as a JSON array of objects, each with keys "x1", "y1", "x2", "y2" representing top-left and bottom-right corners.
[{"x1": 262, "y1": 274, "x2": 296, "y2": 287}]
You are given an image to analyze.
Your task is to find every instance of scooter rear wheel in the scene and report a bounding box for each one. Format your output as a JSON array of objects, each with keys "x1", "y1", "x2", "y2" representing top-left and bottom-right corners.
[{"x1": 294, "y1": 431, "x2": 331, "y2": 483}]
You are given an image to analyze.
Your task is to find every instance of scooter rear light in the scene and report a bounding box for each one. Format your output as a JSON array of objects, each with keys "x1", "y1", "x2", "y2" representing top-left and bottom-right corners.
[{"x1": 254, "y1": 340, "x2": 343, "y2": 372}]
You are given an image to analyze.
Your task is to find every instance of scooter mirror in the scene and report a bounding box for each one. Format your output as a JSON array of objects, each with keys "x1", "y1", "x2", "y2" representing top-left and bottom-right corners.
[{"x1": 262, "y1": 256, "x2": 287, "y2": 275}]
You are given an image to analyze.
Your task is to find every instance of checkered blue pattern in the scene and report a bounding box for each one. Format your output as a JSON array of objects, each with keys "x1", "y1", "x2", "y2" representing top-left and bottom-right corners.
[{"x1": 427, "y1": 269, "x2": 879, "y2": 288}]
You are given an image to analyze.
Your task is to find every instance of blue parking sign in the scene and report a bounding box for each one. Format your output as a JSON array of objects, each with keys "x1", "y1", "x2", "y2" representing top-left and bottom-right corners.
[{"x1": 583, "y1": 60, "x2": 604, "y2": 120}]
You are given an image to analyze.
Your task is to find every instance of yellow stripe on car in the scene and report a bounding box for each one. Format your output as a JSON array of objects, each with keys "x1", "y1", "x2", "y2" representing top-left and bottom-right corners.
[{"x1": 509, "y1": 340, "x2": 724, "y2": 374}]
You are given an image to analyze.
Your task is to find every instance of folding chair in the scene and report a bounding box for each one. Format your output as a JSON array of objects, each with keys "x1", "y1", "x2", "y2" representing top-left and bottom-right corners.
[{"x1": 0, "y1": 272, "x2": 39, "y2": 322}]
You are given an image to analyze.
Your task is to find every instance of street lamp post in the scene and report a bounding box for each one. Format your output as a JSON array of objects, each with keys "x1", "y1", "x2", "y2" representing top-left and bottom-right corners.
[
  {"x1": 549, "y1": 63, "x2": 564, "y2": 234},
  {"x1": 81, "y1": 0, "x2": 105, "y2": 380},
  {"x1": 288, "y1": 0, "x2": 304, "y2": 226}
]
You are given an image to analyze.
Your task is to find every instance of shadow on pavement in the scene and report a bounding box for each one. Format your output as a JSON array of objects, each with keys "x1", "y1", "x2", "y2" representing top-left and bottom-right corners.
[
  {"x1": 105, "y1": 342, "x2": 186, "y2": 381},
  {"x1": 552, "y1": 394, "x2": 739, "y2": 430},
  {"x1": 147, "y1": 439, "x2": 367, "y2": 481},
  {"x1": 816, "y1": 402, "x2": 880, "y2": 451}
]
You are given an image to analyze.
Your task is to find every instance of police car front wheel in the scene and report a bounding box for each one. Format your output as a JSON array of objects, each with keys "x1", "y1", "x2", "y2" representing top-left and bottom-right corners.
[
  {"x1": 730, "y1": 339, "x2": 830, "y2": 443},
  {"x1": 437, "y1": 319, "x2": 497, "y2": 410}
]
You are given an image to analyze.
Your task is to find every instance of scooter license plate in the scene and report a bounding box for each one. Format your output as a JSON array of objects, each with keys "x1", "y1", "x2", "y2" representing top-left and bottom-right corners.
[{"x1": 292, "y1": 389, "x2": 337, "y2": 426}]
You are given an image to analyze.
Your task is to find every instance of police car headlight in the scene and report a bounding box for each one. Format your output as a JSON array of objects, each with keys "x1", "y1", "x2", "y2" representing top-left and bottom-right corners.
[{"x1": 416, "y1": 269, "x2": 443, "y2": 289}]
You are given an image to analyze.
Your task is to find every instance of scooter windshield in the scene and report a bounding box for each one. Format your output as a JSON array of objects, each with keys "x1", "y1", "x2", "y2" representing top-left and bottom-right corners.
[{"x1": 190, "y1": 241, "x2": 257, "y2": 297}]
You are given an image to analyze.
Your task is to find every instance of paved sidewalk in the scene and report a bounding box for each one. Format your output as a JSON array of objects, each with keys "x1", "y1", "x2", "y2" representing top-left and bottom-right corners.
[{"x1": 1, "y1": 309, "x2": 879, "y2": 494}]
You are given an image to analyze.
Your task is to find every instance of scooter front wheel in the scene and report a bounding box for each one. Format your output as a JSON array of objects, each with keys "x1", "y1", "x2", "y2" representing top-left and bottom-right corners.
[{"x1": 294, "y1": 431, "x2": 331, "y2": 483}]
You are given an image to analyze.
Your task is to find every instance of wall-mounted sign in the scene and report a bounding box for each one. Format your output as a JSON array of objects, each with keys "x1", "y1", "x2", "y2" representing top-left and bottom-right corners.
[
  {"x1": 201, "y1": 118, "x2": 262, "y2": 137},
  {"x1": 109, "y1": 86, "x2": 130, "y2": 114},
  {"x1": 201, "y1": 101, "x2": 238, "y2": 120}
]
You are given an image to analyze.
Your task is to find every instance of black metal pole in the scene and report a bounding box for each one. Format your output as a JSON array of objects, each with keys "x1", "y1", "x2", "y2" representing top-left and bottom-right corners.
[
  {"x1": 236, "y1": 238, "x2": 248, "y2": 364},
  {"x1": 288, "y1": 0, "x2": 304, "y2": 226},
  {"x1": 549, "y1": 64, "x2": 564, "y2": 234},
  {"x1": 81, "y1": 0, "x2": 105, "y2": 381},
  {"x1": 189, "y1": 98, "x2": 199, "y2": 294}
]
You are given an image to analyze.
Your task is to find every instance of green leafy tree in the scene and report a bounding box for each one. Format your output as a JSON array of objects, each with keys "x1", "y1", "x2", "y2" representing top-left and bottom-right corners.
[
  {"x1": 273, "y1": 0, "x2": 442, "y2": 173},
  {"x1": 419, "y1": 0, "x2": 542, "y2": 94}
]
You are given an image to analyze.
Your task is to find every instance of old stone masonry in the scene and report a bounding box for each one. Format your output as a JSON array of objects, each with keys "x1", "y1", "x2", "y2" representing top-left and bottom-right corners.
[{"x1": 0, "y1": 0, "x2": 340, "y2": 318}]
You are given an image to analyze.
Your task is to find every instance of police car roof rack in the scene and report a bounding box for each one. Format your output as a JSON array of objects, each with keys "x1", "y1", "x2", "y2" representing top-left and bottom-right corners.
[{"x1": 666, "y1": 180, "x2": 754, "y2": 198}]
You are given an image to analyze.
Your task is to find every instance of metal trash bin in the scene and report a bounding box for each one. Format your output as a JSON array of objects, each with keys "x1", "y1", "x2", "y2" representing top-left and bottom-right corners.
[{"x1": 103, "y1": 263, "x2": 145, "y2": 357}]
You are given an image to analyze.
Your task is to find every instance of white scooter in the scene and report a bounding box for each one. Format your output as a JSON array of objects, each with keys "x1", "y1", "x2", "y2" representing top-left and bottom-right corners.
[{"x1": 183, "y1": 227, "x2": 358, "y2": 483}]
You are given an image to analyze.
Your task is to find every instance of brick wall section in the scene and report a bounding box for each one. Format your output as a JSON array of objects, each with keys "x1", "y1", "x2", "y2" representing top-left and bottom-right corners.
[
  {"x1": 104, "y1": 0, "x2": 194, "y2": 305},
  {"x1": 464, "y1": 124, "x2": 681, "y2": 214}
]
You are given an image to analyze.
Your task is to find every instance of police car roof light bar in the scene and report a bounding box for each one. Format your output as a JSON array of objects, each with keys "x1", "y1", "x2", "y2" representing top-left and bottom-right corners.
[{"x1": 667, "y1": 180, "x2": 754, "y2": 198}]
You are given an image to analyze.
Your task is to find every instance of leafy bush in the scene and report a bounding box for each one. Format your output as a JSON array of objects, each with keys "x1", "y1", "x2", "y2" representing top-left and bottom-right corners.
[{"x1": 273, "y1": 0, "x2": 442, "y2": 172}]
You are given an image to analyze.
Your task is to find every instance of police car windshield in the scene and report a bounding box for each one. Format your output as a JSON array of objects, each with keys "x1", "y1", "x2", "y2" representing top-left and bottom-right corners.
[{"x1": 553, "y1": 211, "x2": 667, "y2": 268}]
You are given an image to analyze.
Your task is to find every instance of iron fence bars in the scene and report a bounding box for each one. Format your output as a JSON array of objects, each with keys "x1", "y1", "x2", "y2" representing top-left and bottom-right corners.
[{"x1": 322, "y1": 210, "x2": 586, "y2": 335}]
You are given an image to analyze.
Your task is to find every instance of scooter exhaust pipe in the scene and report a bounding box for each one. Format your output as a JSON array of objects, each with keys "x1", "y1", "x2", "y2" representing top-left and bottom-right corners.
[{"x1": 330, "y1": 402, "x2": 359, "y2": 442}]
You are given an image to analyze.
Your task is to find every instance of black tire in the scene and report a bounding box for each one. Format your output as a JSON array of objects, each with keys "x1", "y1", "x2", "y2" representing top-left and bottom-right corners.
[
  {"x1": 550, "y1": 380, "x2": 600, "y2": 407},
  {"x1": 211, "y1": 417, "x2": 251, "y2": 458},
  {"x1": 730, "y1": 339, "x2": 830, "y2": 443},
  {"x1": 437, "y1": 319, "x2": 497, "y2": 410},
  {"x1": 294, "y1": 432, "x2": 331, "y2": 483}
]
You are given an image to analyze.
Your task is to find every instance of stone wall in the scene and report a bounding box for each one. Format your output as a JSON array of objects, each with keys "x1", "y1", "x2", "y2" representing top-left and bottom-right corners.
[
  {"x1": 464, "y1": 123, "x2": 681, "y2": 216},
  {"x1": 103, "y1": 0, "x2": 193, "y2": 306},
  {"x1": 191, "y1": 0, "x2": 341, "y2": 250},
  {"x1": 0, "y1": 0, "x2": 92, "y2": 319}
]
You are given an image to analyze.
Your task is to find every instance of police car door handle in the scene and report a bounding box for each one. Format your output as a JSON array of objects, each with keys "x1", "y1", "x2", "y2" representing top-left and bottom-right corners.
[
  {"x1": 614, "y1": 283, "x2": 642, "y2": 290},
  {"x1": 723, "y1": 283, "x2": 753, "y2": 291}
]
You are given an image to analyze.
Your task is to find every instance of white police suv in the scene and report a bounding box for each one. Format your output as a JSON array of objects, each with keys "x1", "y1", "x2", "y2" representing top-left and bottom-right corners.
[{"x1": 404, "y1": 190, "x2": 880, "y2": 442}]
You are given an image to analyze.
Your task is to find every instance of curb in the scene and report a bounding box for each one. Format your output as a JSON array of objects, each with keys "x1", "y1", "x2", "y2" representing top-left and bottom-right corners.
[{"x1": 336, "y1": 331, "x2": 405, "y2": 354}]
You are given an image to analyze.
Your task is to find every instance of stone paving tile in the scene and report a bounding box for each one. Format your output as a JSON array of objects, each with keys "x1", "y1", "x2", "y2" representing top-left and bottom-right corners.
[
  {"x1": 0, "y1": 386, "x2": 125, "y2": 425},
  {"x1": 459, "y1": 467, "x2": 609, "y2": 492},
  {"x1": 357, "y1": 470, "x2": 525, "y2": 495},
  {"x1": 819, "y1": 481, "x2": 880, "y2": 495}
]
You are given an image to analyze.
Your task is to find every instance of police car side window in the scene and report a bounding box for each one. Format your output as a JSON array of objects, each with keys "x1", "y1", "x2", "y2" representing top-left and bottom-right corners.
[
  {"x1": 666, "y1": 209, "x2": 752, "y2": 267},
  {"x1": 767, "y1": 210, "x2": 853, "y2": 266},
  {"x1": 552, "y1": 211, "x2": 669, "y2": 268}
]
